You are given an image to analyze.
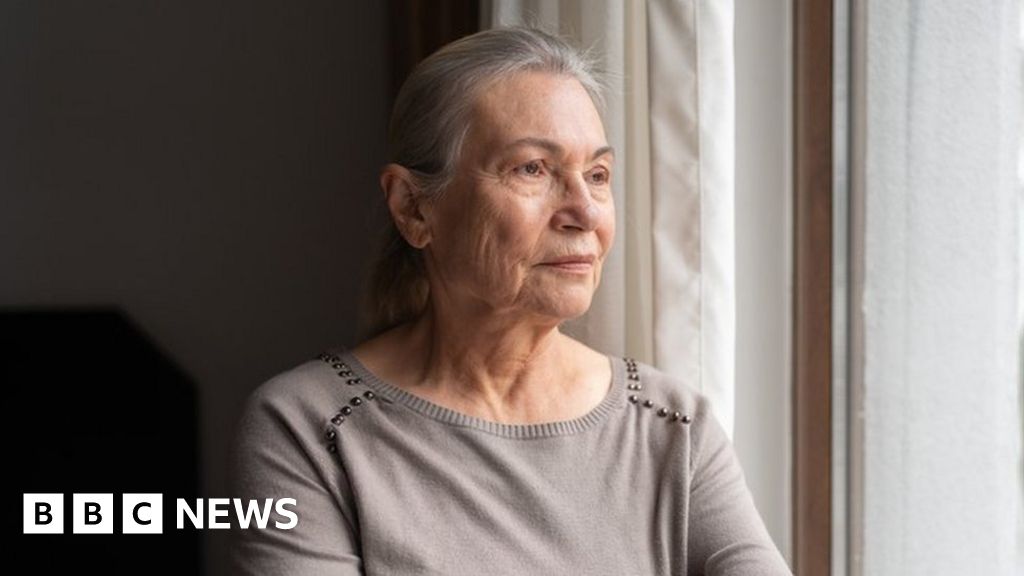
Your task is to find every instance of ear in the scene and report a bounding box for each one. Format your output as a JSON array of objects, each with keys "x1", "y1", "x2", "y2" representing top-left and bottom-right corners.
[{"x1": 381, "y1": 164, "x2": 432, "y2": 249}]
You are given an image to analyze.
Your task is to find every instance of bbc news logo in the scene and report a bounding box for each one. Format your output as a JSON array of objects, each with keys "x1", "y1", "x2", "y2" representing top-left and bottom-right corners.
[{"x1": 23, "y1": 494, "x2": 298, "y2": 534}]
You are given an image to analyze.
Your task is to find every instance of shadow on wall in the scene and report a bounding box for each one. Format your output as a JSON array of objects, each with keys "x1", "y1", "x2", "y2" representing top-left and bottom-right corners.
[
  {"x1": 0, "y1": 1, "x2": 391, "y2": 573},
  {"x1": 3, "y1": 308, "x2": 201, "y2": 574}
]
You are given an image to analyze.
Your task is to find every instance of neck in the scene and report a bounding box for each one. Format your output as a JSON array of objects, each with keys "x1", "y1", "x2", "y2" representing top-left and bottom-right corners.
[
  {"x1": 404, "y1": 300, "x2": 569, "y2": 404},
  {"x1": 355, "y1": 297, "x2": 610, "y2": 424}
]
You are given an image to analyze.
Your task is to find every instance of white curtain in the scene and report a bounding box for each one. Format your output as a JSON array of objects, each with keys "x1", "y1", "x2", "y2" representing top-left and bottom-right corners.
[
  {"x1": 483, "y1": 0, "x2": 737, "y2": 435},
  {"x1": 851, "y1": 1, "x2": 1023, "y2": 573}
]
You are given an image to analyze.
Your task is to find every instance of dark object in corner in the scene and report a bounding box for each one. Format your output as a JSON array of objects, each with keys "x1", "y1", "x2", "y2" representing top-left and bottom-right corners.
[{"x1": 2, "y1": 308, "x2": 202, "y2": 575}]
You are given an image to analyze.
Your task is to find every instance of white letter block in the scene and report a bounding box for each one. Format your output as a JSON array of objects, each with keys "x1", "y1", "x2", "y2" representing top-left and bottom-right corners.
[
  {"x1": 23, "y1": 493, "x2": 63, "y2": 534},
  {"x1": 207, "y1": 498, "x2": 230, "y2": 529},
  {"x1": 73, "y1": 493, "x2": 113, "y2": 534},
  {"x1": 122, "y1": 493, "x2": 163, "y2": 534}
]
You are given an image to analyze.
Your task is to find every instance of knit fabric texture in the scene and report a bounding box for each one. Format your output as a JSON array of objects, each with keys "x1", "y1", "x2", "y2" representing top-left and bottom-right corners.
[{"x1": 230, "y1": 350, "x2": 792, "y2": 575}]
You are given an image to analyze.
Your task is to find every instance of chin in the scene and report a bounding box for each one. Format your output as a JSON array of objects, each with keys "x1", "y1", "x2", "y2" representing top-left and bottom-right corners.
[
  {"x1": 520, "y1": 283, "x2": 596, "y2": 320},
  {"x1": 542, "y1": 298, "x2": 593, "y2": 321}
]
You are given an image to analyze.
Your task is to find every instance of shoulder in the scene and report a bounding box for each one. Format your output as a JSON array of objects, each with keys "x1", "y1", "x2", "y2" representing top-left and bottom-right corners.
[
  {"x1": 235, "y1": 352, "x2": 349, "y2": 452},
  {"x1": 627, "y1": 359, "x2": 713, "y2": 423},
  {"x1": 245, "y1": 355, "x2": 338, "y2": 415},
  {"x1": 624, "y1": 359, "x2": 729, "y2": 459}
]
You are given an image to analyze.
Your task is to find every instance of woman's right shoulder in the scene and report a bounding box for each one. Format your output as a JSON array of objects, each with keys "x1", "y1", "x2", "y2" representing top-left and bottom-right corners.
[
  {"x1": 239, "y1": 351, "x2": 346, "y2": 432},
  {"x1": 230, "y1": 353, "x2": 358, "y2": 527}
]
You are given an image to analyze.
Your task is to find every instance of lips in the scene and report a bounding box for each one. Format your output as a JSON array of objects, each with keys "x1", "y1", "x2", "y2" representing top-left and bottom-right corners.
[
  {"x1": 537, "y1": 254, "x2": 597, "y2": 273},
  {"x1": 540, "y1": 254, "x2": 596, "y2": 265}
]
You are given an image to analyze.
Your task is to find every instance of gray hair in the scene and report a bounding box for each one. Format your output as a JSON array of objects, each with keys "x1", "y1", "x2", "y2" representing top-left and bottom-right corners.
[{"x1": 364, "y1": 26, "x2": 605, "y2": 337}]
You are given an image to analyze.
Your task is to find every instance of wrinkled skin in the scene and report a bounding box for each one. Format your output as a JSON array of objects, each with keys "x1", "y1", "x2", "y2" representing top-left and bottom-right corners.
[
  {"x1": 366, "y1": 71, "x2": 615, "y2": 424},
  {"x1": 415, "y1": 71, "x2": 615, "y2": 325}
]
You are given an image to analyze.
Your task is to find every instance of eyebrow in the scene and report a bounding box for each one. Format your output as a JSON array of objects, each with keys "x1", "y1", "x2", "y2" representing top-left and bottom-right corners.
[{"x1": 504, "y1": 137, "x2": 615, "y2": 162}]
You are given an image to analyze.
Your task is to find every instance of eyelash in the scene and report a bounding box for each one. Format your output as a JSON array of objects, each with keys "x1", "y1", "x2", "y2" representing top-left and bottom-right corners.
[
  {"x1": 513, "y1": 160, "x2": 547, "y2": 178},
  {"x1": 587, "y1": 168, "x2": 610, "y2": 185},
  {"x1": 512, "y1": 161, "x2": 611, "y2": 186}
]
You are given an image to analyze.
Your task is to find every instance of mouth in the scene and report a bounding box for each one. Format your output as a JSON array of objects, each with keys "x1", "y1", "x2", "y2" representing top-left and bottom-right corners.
[{"x1": 537, "y1": 254, "x2": 597, "y2": 273}]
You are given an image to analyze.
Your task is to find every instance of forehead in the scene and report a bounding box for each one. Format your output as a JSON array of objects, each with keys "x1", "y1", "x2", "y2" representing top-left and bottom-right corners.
[{"x1": 465, "y1": 71, "x2": 608, "y2": 159}]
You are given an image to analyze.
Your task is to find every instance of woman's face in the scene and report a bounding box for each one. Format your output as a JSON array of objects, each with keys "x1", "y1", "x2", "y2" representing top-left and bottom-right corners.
[{"x1": 422, "y1": 71, "x2": 615, "y2": 323}]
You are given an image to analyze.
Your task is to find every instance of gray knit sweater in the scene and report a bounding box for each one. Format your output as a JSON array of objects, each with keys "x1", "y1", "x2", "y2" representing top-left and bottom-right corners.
[{"x1": 230, "y1": 350, "x2": 792, "y2": 575}]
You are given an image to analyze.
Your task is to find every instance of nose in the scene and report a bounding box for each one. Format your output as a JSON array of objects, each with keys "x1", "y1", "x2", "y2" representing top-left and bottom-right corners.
[{"x1": 551, "y1": 173, "x2": 600, "y2": 232}]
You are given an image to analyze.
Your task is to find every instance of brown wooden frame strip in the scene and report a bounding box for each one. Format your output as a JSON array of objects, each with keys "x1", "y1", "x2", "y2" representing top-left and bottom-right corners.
[{"x1": 793, "y1": 0, "x2": 833, "y2": 574}]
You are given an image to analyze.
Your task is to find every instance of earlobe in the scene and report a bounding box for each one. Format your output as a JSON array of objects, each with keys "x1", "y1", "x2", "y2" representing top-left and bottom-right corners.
[{"x1": 381, "y1": 164, "x2": 432, "y2": 249}]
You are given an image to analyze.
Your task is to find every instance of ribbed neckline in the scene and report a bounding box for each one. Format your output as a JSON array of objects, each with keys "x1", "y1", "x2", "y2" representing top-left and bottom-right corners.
[{"x1": 337, "y1": 350, "x2": 627, "y2": 439}]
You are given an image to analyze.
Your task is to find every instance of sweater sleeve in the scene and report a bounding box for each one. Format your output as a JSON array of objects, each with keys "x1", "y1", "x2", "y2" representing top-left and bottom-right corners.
[
  {"x1": 229, "y1": 375, "x2": 363, "y2": 575},
  {"x1": 686, "y1": 399, "x2": 793, "y2": 576}
]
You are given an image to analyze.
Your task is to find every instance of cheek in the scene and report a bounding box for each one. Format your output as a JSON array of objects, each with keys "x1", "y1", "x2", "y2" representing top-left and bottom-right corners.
[
  {"x1": 443, "y1": 198, "x2": 537, "y2": 284},
  {"x1": 475, "y1": 207, "x2": 540, "y2": 278},
  {"x1": 597, "y1": 202, "x2": 616, "y2": 256}
]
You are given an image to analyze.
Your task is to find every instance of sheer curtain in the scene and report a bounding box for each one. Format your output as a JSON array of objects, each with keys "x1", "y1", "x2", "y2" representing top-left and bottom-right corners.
[
  {"x1": 482, "y1": 0, "x2": 737, "y2": 434},
  {"x1": 847, "y1": 0, "x2": 1023, "y2": 573}
]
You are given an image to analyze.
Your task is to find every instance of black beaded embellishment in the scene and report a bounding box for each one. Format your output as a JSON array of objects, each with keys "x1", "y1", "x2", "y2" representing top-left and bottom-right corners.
[
  {"x1": 624, "y1": 357, "x2": 691, "y2": 427},
  {"x1": 317, "y1": 352, "x2": 379, "y2": 452}
]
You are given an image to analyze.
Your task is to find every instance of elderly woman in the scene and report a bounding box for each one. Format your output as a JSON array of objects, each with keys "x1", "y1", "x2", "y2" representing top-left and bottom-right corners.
[{"x1": 231, "y1": 27, "x2": 791, "y2": 575}]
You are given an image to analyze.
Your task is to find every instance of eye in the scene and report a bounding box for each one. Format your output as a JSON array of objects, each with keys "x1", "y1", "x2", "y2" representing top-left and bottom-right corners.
[
  {"x1": 513, "y1": 160, "x2": 546, "y2": 178},
  {"x1": 587, "y1": 167, "x2": 611, "y2": 186}
]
